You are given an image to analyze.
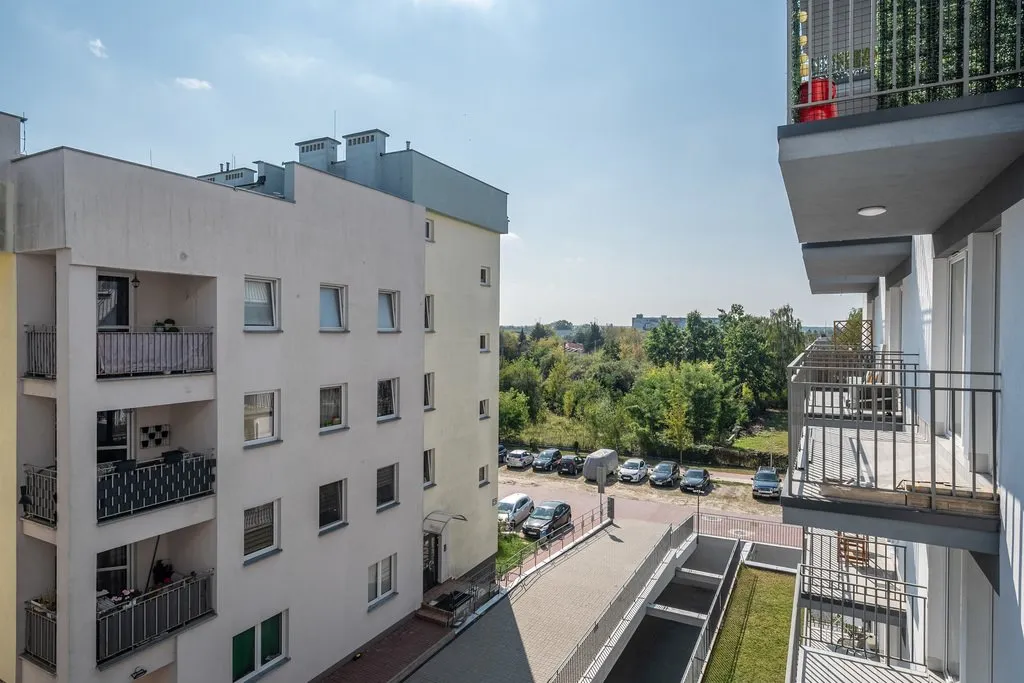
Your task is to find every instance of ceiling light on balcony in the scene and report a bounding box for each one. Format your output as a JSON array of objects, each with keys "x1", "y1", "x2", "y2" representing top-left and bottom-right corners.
[{"x1": 857, "y1": 206, "x2": 887, "y2": 217}]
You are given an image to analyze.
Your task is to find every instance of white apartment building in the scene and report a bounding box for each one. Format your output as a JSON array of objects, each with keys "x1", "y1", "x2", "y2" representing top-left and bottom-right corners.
[
  {"x1": 779, "y1": 2, "x2": 1024, "y2": 682},
  {"x1": 0, "y1": 113, "x2": 506, "y2": 683}
]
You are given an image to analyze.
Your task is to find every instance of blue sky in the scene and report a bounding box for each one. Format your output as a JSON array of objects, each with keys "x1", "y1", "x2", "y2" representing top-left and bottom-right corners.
[{"x1": 0, "y1": 0, "x2": 857, "y2": 327}]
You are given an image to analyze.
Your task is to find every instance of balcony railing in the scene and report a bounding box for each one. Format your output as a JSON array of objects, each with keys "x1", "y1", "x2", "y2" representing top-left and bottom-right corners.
[
  {"x1": 22, "y1": 464, "x2": 58, "y2": 527},
  {"x1": 97, "y1": 327, "x2": 214, "y2": 378},
  {"x1": 788, "y1": 0, "x2": 1024, "y2": 123},
  {"x1": 788, "y1": 350, "x2": 1000, "y2": 516},
  {"x1": 96, "y1": 570, "x2": 214, "y2": 664},
  {"x1": 24, "y1": 599, "x2": 57, "y2": 672},
  {"x1": 97, "y1": 450, "x2": 217, "y2": 522},
  {"x1": 25, "y1": 325, "x2": 56, "y2": 379}
]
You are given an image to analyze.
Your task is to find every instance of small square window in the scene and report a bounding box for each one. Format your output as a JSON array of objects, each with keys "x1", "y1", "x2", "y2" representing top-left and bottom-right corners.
[
  {"x1": 378, "y1": 290, "x2": 399, "y2": 332},
  {"x1": 232, "y1": 611, "x2": 287, "y2": 682},
  {"x1": 320, "y1": 385, "x2": 347, "y2": 431},
  {"x1": 376, "y1": 464, "x2": 398, "y2": 508},
  {"x1": 480, "y1": 266, "x2": 491, "y2": 286},
  {"x1": 479, "y1": 333, "x2": 490, "y2": 352},
  {"x1": 425, "y1": 219, "x2": 435, "y2": 242},
  {"x1": 320, "y1": 285, "x2": 346, "y2": 330},
  {"x1": 424, "y1": 373, "x2": 434, "y2": 410},
  {"x1": 423, "y1": 449, "x2": 435, "y2": 486},
  {"x1": 377, "y1": 378, "x2": 399, "y2": 420},
  {"x1": 244, "y1": 391, "x2": 279, "y2": 444},
  {"x1": 478, "y1": 465, "x2": 489, "y2": 485},
  {"x1": 424, "y1": 295, "x2": 435, "y2": 331},
  {"x1": 243, "y1": 501, "x2": 279, "y2": 560},
  {"x1": 319, "y1": 480, "x2": 347, "y2": 529},
  {"x1": 368, "y1": 554, "x2": 396, "y2": 604},
  {"x1": 479, "y1": 399, "x2": 490, "y2": 419},
  {"x1": 244, "y1": 277, "x2": 278, "y2": 329}
]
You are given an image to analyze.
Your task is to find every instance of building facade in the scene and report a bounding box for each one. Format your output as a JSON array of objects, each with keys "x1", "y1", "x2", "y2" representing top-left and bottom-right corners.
[
  {"x1": 779, "y1": 2, "x2": 1024, "y2": 681},
  {"x1": 0, "y1": 113, "x2": 506, "y2": 683}
]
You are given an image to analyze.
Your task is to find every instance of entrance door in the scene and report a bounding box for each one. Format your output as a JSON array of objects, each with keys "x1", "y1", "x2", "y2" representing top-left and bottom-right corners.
[
  {"x1": 422, "y1": 533, "x2": 440, "y2": 592},
  {"x1": 97, "y1": 409, "x2": 131, "y2": 465},
  {"x1": 948, "y1": 255, "x2": 967, "y2": 440}
]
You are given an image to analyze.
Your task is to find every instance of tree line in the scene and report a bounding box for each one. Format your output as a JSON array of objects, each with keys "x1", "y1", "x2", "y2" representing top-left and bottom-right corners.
[{"x1": 498, "y1": 305, "x2": 816, "y2": 457}]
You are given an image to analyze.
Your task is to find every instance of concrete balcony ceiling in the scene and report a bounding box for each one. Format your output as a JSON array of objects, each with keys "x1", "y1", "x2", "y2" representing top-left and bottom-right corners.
[
  {"x1": 779, "y1": 91, "x2": 1024, "y2": 244},
  {"x1": 802, "y1": 237, "x2": 911, "y2": 294}
]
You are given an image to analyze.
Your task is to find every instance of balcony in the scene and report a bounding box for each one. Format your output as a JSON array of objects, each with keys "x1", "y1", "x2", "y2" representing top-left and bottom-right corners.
[
  {"x1": 24, "y1": 597, "x2": 57, "y2": 674},
  {"x1": 784, "y1": 345, "x2": 1000, "y2": 552},
  {"x1": 22, "y1": 465, "x2": 58, "y2": 528},
  {"x1": 780, "y1": 2, "x2": 1024, "y2": 246},
  {"x1": 97, "y1": 449, "x2": 216, "y2": 522},
  {"x1": 96, "y1": 569, "x2": 214, "y2": 664}
]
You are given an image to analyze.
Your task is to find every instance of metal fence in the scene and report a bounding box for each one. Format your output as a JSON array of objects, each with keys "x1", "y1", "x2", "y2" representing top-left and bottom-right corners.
[
  {"x1": 22, "y1": 464, "x2": 58, "y2": 527},
  {"x1": 97, "y1": 570, "x2": 214, "y2": 663},
  {"x1": 96, "y1": 327, "x2": 215, "y2": 377},
  {"x1": 684, "y1": 540, "x2": 746, "y2": 683},
  {"x1": 788, "y1": 0, "x2": 1024, "y2": 123},
  {"x1": 497, "y1": 501, "x2": 608, "y2": 588},
  {"x1": 96, "y1": 450, "x2": 216, "y2": 521},
  {"x1": 697, "y1": 512, "x2": 802, "y2": 548},
  {"x1": 25, "y1": 325, "x2": 57, "y2": 379},
  {"x1": 24, "y1": 601, "x2": 57, "y2": 672}
]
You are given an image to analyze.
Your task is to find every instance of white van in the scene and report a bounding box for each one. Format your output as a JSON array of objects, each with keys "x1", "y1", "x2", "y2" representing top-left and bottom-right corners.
[{"x1": 583, "y1": 448, "x2": 619, "y2": 481}]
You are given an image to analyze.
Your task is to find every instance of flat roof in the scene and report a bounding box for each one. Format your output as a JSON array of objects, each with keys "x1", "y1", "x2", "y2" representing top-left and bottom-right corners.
[
  {"x1": 294, "y1": 136, "x2": 341, "y2": 147},
  {"x1": 342, "y1": 129, "x2": 388, "y2": 139},
  {"x1": 0, "y1": 111, "x2": 27, "y2": 122}
]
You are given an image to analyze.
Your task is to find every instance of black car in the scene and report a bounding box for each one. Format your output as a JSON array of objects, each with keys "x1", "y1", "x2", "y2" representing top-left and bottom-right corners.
[
  {"x1": 533, "y1": 448, "x2": 563, "y2": 471},
  {"x1": 498, "y1": 444, "x2": 507, "y2": 465},
  {"x1": 751, "y1": 467, "x2": 782, "y2": 499},
  {"x1": 522, "y1": 501, "x2": 572, "y2": 539},
  {"x1": 649, "y1": 461, "x2": 681, "y2": 487},
  {"x1": 558, "y1": 454, "x2": 586, "y2": 476},
  {"x1": 680, "y1": 468, "x2": 711, "y2": 493}
]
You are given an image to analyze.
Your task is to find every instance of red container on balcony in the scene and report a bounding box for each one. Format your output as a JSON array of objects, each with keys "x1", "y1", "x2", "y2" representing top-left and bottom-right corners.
[{"x1": 797, "y1": 78, "x2": 838, "y2": 122}]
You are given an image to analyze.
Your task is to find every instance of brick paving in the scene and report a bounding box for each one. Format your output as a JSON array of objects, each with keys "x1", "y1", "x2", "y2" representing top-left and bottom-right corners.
[
  {"x1": 405, "y1": 518, "x2": 671, "y2": 683},
  {"x1": 314, "y1": 615, "x2": 449, "y2": 683}
]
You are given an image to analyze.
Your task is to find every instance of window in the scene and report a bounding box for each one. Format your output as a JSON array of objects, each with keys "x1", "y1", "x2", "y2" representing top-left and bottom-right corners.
[
  {"x1": 320, "y1": 385, "x2": 347, "y2": 431},
  {"x1": 376, "y1": 464, "x2": 398, "y2": 508},
  {"x1": 423, "y1": 450, "x2": 435, "y2": 486},
  {"x1": 244, "y1": 391, "x2": 278, "y2": 444},
  {"x1": 378, "y1": 290, "x2": 399, "y2": 331},
  {"x1": 479, "y1": 399, "x2": 490, "y2": 419},
  {"x1": 318, "y1": 480, "x2": 347, "y2": 530},
  {"x1": 424, "y1": 295, "x2": 434, "y2": 331},
  {"x1": 97, "y1": 274, "x2": 130, "y2": 329},
  {"x1": 96, "y1": 409, "x2": 130, "y2": 464},
  {"x1": 479, "y1": 333, "x2": 490, "y2": 352},
  {"x1": 96, "y1": 546, "x2": 131, "y2": 596},
  {"x1": 232, "y1": 611, "x2": 287, "y2": 682},
  {"x1": 480, "y1": 266, "x2": 491, "y2": 286},
  {"x1": 377, "y1": 378, "x2": 399, "y2": 420},
  {"x1": 424, "y1": 373, "x2": 434, "y2": 410},
  {"x1": 368, "y1": 555, "x2": 396, "y2": 604},
  {"x1": 243, "y1": 501, "x2": 279, "y2": 560},
  {"x1": 244, "y1": 278, "x2": 278, "y2": 329},
  {"x1": 478, "y1": 465, "x2": 489, "y2": 485},
  {"x1": 425, "y1": 219, "x2": 435, "y2": 242},
  {"x1": 319, "y1": 285, "x2": 346, "y2": 330}
]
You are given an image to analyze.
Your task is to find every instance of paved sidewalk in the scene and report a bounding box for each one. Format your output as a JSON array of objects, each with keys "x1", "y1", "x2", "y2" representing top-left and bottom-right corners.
[{"x1": 406, "y1": 518, "x2": 671, "y2": 683}]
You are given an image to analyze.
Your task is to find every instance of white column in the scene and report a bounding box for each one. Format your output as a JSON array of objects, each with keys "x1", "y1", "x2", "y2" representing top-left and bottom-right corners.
[
  {"x1": 964, "y1": 232, "x2": 996, "y2": 475},
  {"x1": 960, "y1": 552, "x2": 994, "y2": 683}
]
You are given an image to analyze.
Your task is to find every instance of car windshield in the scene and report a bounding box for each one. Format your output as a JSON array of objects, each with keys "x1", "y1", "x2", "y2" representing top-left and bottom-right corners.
[
  {"x1": 539, "y1": 450, "x2": 555, "y2": 459},
  {"x1": 755, "y1": 472, "x2": 779, "y2": 482},
  {"x1": 498, "y1": 502, "x2": 513, "y2": 512},
  {"x1": 685, "y1": 469, "x2": 704, "y2": 478},
  {"x1": 654, "y1": 463, "x2": 672, "y2": 473},
  {"x1": 622, "y1": 461, "x2": 639, "y2": 470},
  {"x1": 532, "y1": 507, "x2": 557, "y2": 519}
]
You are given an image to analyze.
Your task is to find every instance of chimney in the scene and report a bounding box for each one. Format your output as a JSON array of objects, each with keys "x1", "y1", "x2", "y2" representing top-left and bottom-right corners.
[
  {"x1": 225, "y1": 161, "x2": 231, "y2": 171},
  {"x1": 406, "y1": 141, "x2": 411, "y2": 151},
  {"x1": 219, "y1": 163, "x2": 224, "y2": 172},
  {"x1": 341, "y1": 129, "x2": 388, "y2": 189}
]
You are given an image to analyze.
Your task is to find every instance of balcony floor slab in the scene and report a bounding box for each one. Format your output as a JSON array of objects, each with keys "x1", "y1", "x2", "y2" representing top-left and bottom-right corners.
[{"x1": 796, "y1": 645, "x2": 939, "y2": 683}]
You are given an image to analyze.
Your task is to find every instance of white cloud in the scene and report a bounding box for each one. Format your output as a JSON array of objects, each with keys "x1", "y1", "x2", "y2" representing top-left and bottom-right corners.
[
  {"x1": 174, "y1": 77, "x2": 213, "y2": 91},
  {"x1": 563, "y1": 256, "x2": 585, "y2": 265},
  {"x1": 414, "y1": 0, "x2": 495, "y2": 9},
  {"x1": 248, "y1": 48, "x2": 321, "y2": 77},
  {"x1": 88, "y1": 38, "x2": 107, "y2": 58}
]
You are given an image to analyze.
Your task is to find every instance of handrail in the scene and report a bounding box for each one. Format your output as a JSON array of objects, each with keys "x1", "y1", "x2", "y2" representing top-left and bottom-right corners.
[
  {"x1": 96, "y1": 449, "x2": 217, "y2": 521},
  {"x1": 497, "y1": 501, "x2": 606, "y2": 583}
]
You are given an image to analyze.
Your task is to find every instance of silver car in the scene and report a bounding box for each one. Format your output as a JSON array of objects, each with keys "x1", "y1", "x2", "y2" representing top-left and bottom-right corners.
[
  {"x1": 506, "y1": 449, "x2": 535, "y2": 469},
  {"x1": 497, "y1": 493, "x2": 534, "y2": 529}
]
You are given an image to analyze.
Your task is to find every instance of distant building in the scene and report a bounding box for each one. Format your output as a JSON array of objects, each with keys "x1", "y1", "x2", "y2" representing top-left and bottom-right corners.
[
  {"x1": 631, "y1": 314, "x2": 715, "y2": 332},
  {"x1": 564, "y1": 342, "x2": 585, "y2": 353}
]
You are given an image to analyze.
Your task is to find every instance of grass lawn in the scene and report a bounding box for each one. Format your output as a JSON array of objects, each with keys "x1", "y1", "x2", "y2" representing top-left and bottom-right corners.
[
  {"x1": 704, "y1": 567, "x2": 795, "y2": 683},
  {"x1": 733, "y1": 410, "x2": 789, "y2": 456},
  {"x1": 495, "y1": 532, "x2": 533, "y2": 574}
]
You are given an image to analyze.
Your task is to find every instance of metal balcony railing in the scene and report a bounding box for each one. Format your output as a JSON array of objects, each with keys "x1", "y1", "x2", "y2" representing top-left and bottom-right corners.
[
  {"x1": 788, "y1": 350, "x2": 1000, "y2": 515},
  {"x1": 96, "y1": 570, "x2": 214, "y2": 663},
  {"x1": 25, "y1": 325, "x2": 56, "y2": 379},
  {"x1": 788, "y1": 0, "x2": 1024, "y2": 123},
  {"x1": 22, "y1": 464, "x2": 58, "y2": 527},
  {"x1": 24, "y1": 600, "x2": 57, "y2": 672},
  {"x1": 96, "y1": 450, "x2": 217, "y2": 522},
  {"x1": 97, "y1": 327, "x2": 214, "y2": 377}
]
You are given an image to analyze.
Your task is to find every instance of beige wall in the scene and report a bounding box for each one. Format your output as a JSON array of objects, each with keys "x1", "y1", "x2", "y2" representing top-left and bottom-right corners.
[{"x1": 424, "y1": 211, "x2": 500, "y2": 579}]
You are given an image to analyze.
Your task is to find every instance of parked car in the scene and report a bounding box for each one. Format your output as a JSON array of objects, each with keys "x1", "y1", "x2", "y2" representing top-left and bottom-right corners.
[
  {"x1": 522, "y1": 501, "x2": 572, "y2": 540},
  {"x1": 497, "y1": 493, "x2": 534, "y2": 529},
  {"x1": 648, "y1": 461, "x2": 681, "y2": 487},
  {"x1": 582, "y1": 448, "x2": 619, "y2": 481},
  {"x1": 618, "y1": 458, "x2": 649, "y2": 483},
  {"x1": 751, "y1": 467, "x2": 782, "y2": 499},
  {"x1": 533, "y1": 448, "x2": 563, "y2": 472},
  {"x1": 506, "y1": 449, "x2": 534, "y2": 469},
  {"x1": 680, "y1": 468, "x2": 711, "y2": 493},
  {"x1": 558, "y1": 454, "x2": 586, "y2": 476},
  {"x1": 498, "y1": 444, "x2": 508, "y2": 465}
]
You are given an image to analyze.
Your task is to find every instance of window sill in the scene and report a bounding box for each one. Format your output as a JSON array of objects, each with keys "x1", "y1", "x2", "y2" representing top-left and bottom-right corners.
[
  {"x1": 319, "y1": 425, "x2": 349, "y2": 436},
  {"x1": 243, "y1": 438, "x2": 283, "y2": 451},
  {"x1": 424, "y1": 482, "x2": 437, "y2": 490},
  {"x1": 318, "y1": 521, "x2": 349, "y2": 537},
  {"x1": 243, "y1": 327, "x2": 283, "y2": 333},
  {"x1": 480, "y1": 283, "x2": 492, "y2": 287},
  {"x1": 479, "y1": 349, "x2": 491, "y2": 354},
  {"x1": 319, "y1": 328, "x2": 350, "y2": 334},
  {"x1": 425, "y1": 329, "x2": 436, "y2": 333},
  {"x1": 242, "y1": 546, "x2": 283, "y2": 567},
  {"x1": 376, "y1": 501, "x2": 400, "y2": 514},
  {"x1": 479, "y1": 415, "x2": 491, "y2": 421},
  {"x1": 377, "y1": 416, "x2": 401, "y2": 424},
  {"x1": 367, "y1": 591, "x2": 399, "y2": 613},
  {"x1": 424, "y1": 406, "x2": 436, "y2": 413},
  {"x1": 236, "y1": 656, "x2": 291, "y2": 683},
  {"x1": 478, "y1": 480, "x2": 490, "y2": 488},
  {"x1": 377, "y1": 329, "x2": 402, "y2": 334}
]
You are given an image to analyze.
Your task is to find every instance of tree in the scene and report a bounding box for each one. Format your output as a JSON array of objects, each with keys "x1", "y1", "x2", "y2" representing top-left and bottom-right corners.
[
  {"x1": 499, "y1": 358, "x2": 544, "y2": 421},
  {"x1": 763, "y1": 304, "x2": 806, "y2": 399},
  {"x1": 677, "y1": 363, "x2": 725, "y2": 444},
  {"x1": 663, "y1": 398, "x2": 692, "y2": 454},
  {"x1": 644, "y1": 319, "x2": 685, "y2": 366},
  {"x1": 498, "y1": 390, "x2": 529, "y2": 441},
  {"x1": 499, "y1": 330, "x2": 522, "y2": 363},
  {"x1": 833, "y1": 307, "x2": 865, "y2": 349},
  {"x1": 530, "y1": 322, "x2": 552, "y2": 341},
  {"x1": 550, "y1": 319, "x2": 573, "y2": 331},
  {"x1": 719, "y1": 313, "x2": 772, "y2": 403},
  {"x1": 602, "y1": 337, "x2": 622, "y2": 360},
  {"x1": 542, "y1": 358, "x2": 571, "y2": 413},
  {"x1": 573, "y1": 322, "x2": 605, "y2": 352},
  {"x1": 681, "y1": 310, "x2": 723, "y2": 364}
]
